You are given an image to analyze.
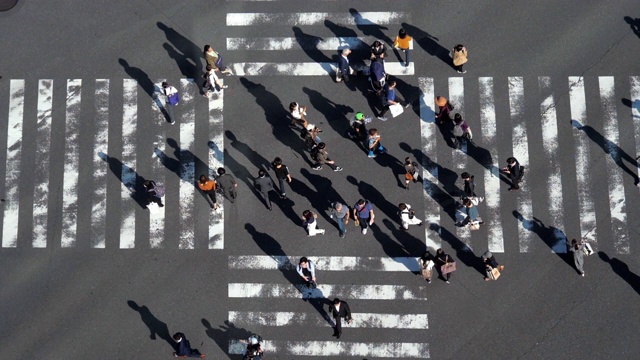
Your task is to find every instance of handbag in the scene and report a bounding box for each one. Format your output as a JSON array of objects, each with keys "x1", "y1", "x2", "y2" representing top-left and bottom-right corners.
[
  {"x1": 441, "y1": 260, "x2": 456, "y2": 274},
  {"x1": 583, "y1": 242, "x2": 594, "y2": 256},
  {"x1": 389, "y1": 103, "x2": 404, "y2": 118},
  {"x1": 421, "y1": 266, "x2": 432, "y2": 280},
  {"x1": 488, "y1": 267, "x2": 501, "y2": 280},
  {"x1": 168, "y1": 92, "x2": 179, "y2": 106}
]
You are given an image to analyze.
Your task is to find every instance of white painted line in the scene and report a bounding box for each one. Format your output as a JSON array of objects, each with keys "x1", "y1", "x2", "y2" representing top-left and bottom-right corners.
[
  {"x1": 539, "y1": 77, "x2": 567, "y2": 253},
  {"x1": 228, "y1": 311, "x2": 428, "y2": 329},
  {"x1": 228, "y1": 283, "x2": 427, "y2": 300},
  {"x1": 208, "y1": 87, "x2": 225, "y2": 249},
  {"x1": 229, "y1": 340, "x2": 429, "y2": 358},
  {"x1": 479, "y1": 77, "x2": 503, "y2": 253},
  {"x1": 227, "y1": 12, "x2": 409, "y2": 26},
  {"x1": 32, "y1": 80, "x2": 53, "y2": 248},
  {"x1": 61, "y1": 79, "x2": 82, "y2": 248},
  {"x1": 419, "y1": 77, "x2": 441, "y2": 251},
  {"x1": 227, "y1": 37, "x2": 412, "y2": 51},
  {"x1": 149, "y1": 81, "x2": 166, "y2": 249},
  {"x1": 508, "y1": 77, "x2": 534, "y2": 252},
  {"x1": 2, "y1": 80, "x2": 24, "y2": 248},
  {"x1": 229, "y1": 62, "x2": 413, "y2": 77},
  {"x1": 228, "y1": 255, "x2": 422, "y2": 272},
  {"x1": 179, "y1": 79, "x2": 196, "y2": 249},
  {"x1": 91, "y1": 80, "x2": 109, "y2": 248},
  {"x1": 599, "y1": 76, "x2": 629, "y2": 254},
  {"x1": 632, "y1": 77, "x2": 640, "y2": 199},
  {"x1": 569, "y1": 76, "x2": 597, "y2": 244},
  {"x1": 120, "y1": 79, "x2": 138, "y2": 249}
]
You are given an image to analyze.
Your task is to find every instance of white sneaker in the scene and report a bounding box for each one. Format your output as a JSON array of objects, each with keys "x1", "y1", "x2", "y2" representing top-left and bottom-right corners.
[
  {"x1": 319, "y1": 229, "x2": 325, "y2": 235},
  {"x1": 362, "y1": 228, "x2": 367, "y2": 235}
]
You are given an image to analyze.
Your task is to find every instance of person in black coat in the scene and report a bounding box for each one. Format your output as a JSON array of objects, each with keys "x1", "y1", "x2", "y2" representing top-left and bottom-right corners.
[
  {"x1": 216, "y1": 167, "x2": 238, "y2": 203},
  {"x1": 435, "y1": 248, "x2": 455, "y2": 284},
  {"x1": 502, "y1": 157, "x2": 523, "y2": 191},
  {"x1": 482, "y1": 250, "x2": 504, "y2": 281},
  {"x1": 172, "y1": 332, "x2": 205, "y2": 358},
  {"x1": 328, "y1": 298, "x2": 353, "y2": 339},
  {"x1": 337, "y1": 48, "x2": 353, "y2": 83},
  {"x1": 254, "y1": 169, "x2": 276, "y2": 210}
]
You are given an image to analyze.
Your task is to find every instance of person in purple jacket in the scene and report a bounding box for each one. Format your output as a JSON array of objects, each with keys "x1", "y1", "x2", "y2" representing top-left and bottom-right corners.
[{"x1": 452, "y1": 113, "x2": 473, "y2": 149}]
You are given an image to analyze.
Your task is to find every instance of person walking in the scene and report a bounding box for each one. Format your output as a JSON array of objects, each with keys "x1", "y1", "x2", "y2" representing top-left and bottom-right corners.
[
  {"x1": 393, "y1": 28, "x2": 413, "y2": 67},
  {"x1": 398, "y1": 203, "x2": 423, "y2": 230},
  {"x1": 370, "y1": 40, "x2": 387, "y2": 60},
  {"x1": 348, "y1": 112, "x2": 370, "y2": 142},
  {"x1": 452, "y1": 113, "x2": 473, "y2": 149},
  {"x1": 203, "y1": 65, "x2": 228, "y2": 98},
  {"x1": 144, "y1": 180, "x2": 165, "y2": 208},
  {"x1": 369, "y1": 55, "x2": 386, "y2": 95},
  {"x1": 328, "y1": 298, "x2": 353, "y2": 339},
  {"x1": 435, "y1": 96, "x2": 454, "y2": 124},
  {"x1": 435, "y1": 248, "x2": 455, "y2": 284},
  {"x1": 404, "y1": 157, "x2": 420, "y2": 189},
  {"x1": 367, "y1": 128, "x2": 386, "y2": 158},
  {"x1": 311, "y1": 142, "x2": 343, "y2": 171},
  {"x1": 296, "y1": 257, "x2": 317, "y2": 288},
  {"x1": 289, "y1": 102, "x2": 308, "y2": 129},
  {"x1": 353, "y1": 199, "x2": 375, "y2": 235},
  {"x1": 482, "y1": 250, "x2": 504, "y2": 281},
  {"x1": 461, "y1": 172, "x2": 476, "y2": 200},
  {"x1": 162, "y1": 81, "x2": 179, "y2": 125},
  {"x1": 568, "y1": 239, "x2": 587, "y2": 276},
  {"x1": 330, "y1": 202, "x2": 350, "y2": 238},
  {"x1": 204, "y1": 45, "x2": 233, "y2": 75},
  {"x1": 271, "y1": 157, "x2": 292, "y2": 199},
  {"x1": 302, "y1": 210, "x2": 325, "y2": 236},
  {"x1": 255, "y1": 170, "x2": 276, "y2": 210},
  {"x1": 197, "y1": 175, "x2": 218, "y2": 210},
  {"x1": 377, "y1": 80, "x2": 410, "y2": 121},
  {"x1": 462, "y1": 197, "x2": 483, "y2": 229},
  {"x1": 172, "y1": 332, "x2": 205, "y2": 358},
  {"x1": 216, "y1": 168, "x2": 238, "y2": 203},
  {"x1": 336, "y1": 48, "x2": 354, "y2": 83},
  {"x1": 502, "y1": 157, "x2": 524, "y2": 191},
  {"x1": 452, "y1": 44, "x2": 468, "y2": 74},
  {"x1": 420, "y1": 251, "x2": 435, "y2": 283}
]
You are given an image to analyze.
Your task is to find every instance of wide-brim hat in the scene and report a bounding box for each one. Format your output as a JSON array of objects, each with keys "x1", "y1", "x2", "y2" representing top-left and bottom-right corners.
[{"x1": 436, "y1": 96, "x2": 447, "y2": 107}]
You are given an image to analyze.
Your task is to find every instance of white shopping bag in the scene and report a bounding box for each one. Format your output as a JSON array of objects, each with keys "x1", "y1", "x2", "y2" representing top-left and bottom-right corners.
[{"x1": 389, "y1": 103, "x2": 404, "y2": 118}]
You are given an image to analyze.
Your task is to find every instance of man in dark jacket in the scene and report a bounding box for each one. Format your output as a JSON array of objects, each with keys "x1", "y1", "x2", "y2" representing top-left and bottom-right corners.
[
  {"x1": 255, "y1": 169, "x2": 276, "y2": 210},
  {"x1": 369, "y1": 55, "x2": 386, "y2": 93},
  {"x1": 337, "y1": 48, "x2": 353, "y2": 83},
  {"x1": 461, "y1": 172, "x2": 476, "y2": 199},
  {"x1": 502, "y1": 157, "x2": 523, "y2": 191},
  {"x1": 173, "y1": 332, "x2": 205, "y2": 358},
  {"x1": 216, "y1": 167, "x2": 238, "y2": 203},
  {"x1": 328, "y1": 298, "x2": 353, "y2": 339},
  {"x1": 311, "y1": 142, "x2": 343, "y2": 172}
]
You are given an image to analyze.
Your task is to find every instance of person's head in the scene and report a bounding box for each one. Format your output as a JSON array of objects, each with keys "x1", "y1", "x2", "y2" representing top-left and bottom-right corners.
[
  {"x1": 454, "y1": 113, "x2": 462, "y2": 123},
  {"x1": 289, "y1": 102, "x2": 298, "y2": 111},
  {"x1": 398, "y1": 28, "x2": 407, "y2": 38},
  {"x1": 258, "y1": 169, "x2": 266, "y2": 177},
  {"x1": 388, "y1": 80, "x2": 397, "y2": 89},
  {"x1": 143, "y1": 180, "x2": 152, "y2": 187},
  {"x1": 206, "y1": 64, "x2": 213, "y2": 72},
  {"x1": 368, "y1": 128, "x2": 378, "y2": 136},
  {"x1": 436, "y1": 96, "x2": 448, "y2": 107},
  {"x1": 398, "y1": 203, "x2": 407, "y2": 210},
  {"x1": 355, "y1": 112, "x2": 365, "y2": 121},
  {"x1": 302, "y1": 210, "x2": 312, "y2": 219},
  {"x1": 463, "y1": 198, "x2": 472, "y2": 207},
  {"x1": 482, "y1": 251, "x2": 493, "y2": 260},
  {"x1": 317, "y1": 142, "x2": 326, "y2": 150},
  {"x1": 436, "y1": 248, "x2": 444, "y2": 255},
  {"x1": 356, "y1": 199, "x2": 365, "y2": 207},
  {"x1": 162, "y1": 81, "x2": 169, "y2": 88},
  {"x1": 334, "y1": 202, "x2": 342, "y2": 211},
  {"x1": 507, "y1": 157, "x2": 517, "y2": 165},
  {"x1": 405, "y1": 157, "x2": 412, "y2": 164},
  {"x1": 372, "y1": 40, "x2": 381, "y2": 48},
  {"x1": 342, "y1": 48, "x2": 351, "y2": 56},
  {"x1": 199, "y1": 175, "x2": 208, "y2": 183},
  {"x1": 272, "y1": 157, "x2": 282, "y2": 167},
  {"x1": 461, "y1": 172, "x2": 470, "y2": 180},
  {"x1": 204, "y1": 45, "x2": 212, "y2": 53},
  {"x1": 217, "y1": 167, "x2": 226, "y2": 175},
  {"x1": 333, "y1": 298, "x2": 341, "y2": 305},
  {"x1": 571, "y1": 239, "x2": 578, "y2": 248},
  {"x1": 173, "y1": 333, "x2": 183, "y2": 342},
  {"x1": 299, "y1": 256, "x2": 308, "y2": 267},
  {"x1": 455, "y1": 44, "x2": 464, "y2": 51}
]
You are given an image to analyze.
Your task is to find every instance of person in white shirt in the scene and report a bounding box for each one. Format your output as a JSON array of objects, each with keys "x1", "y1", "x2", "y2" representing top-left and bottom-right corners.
[
  {"x1": 296, "y1": 257, "x2": 316, "y2": 288},
  {"x1": 162, "y1": 81, "x2": 178, "y2": 124},
  {"x1": 289, "y1": 102, "x2": 308, "y2": 129},
  {"x1": 203, "y1": 64, "x2": 228, "y2": 97},
  {"x1": 398, "y1": 203, "x2": 423, "y2": 230}
]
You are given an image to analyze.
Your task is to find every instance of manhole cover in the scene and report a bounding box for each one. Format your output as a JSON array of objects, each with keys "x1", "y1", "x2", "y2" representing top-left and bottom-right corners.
[{"x1": 0, "y1": 0, "x2": 18, "y2": 11}]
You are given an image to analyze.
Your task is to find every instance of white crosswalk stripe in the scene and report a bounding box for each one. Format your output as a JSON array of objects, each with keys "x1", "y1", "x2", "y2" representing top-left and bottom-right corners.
[
  {"x1": 229, "y1": 311, "x2": 429, "y2": 329},
  {"x1": 33, "y1": 79, "x2": 54, "y2": 248},
  {"x1": 226, "y1": 12, "x2": 409, "y2": 26},
  {"x1": 91, "y1": 79, "x2": 109, "y2": 248},
  {"x1": 2, "y1": 80, "x2": 24, "y2": 248}
]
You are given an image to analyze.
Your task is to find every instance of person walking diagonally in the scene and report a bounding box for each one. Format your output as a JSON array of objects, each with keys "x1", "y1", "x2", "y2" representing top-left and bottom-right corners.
[
  {"x1": 398, "y1": 203, "x2": 423, "y2": 230},
  {"x1": 204, "y1": 45, "x2": 233, "y2": 75},
  {"x1": 162, "y1": 81, "x2": 179, "y2": 125},
  {"x1": 271, "y1": 157, "x2": 292, "y2": 199},
  {"x1": 377, "y1": 80, "x2": 410, "y2": 121},
  {"x1": 367, "y1": 128, "x2": 386, "y2": 158},
  {"x1": 393, "y1": 28, "x2": 413, "y2": 67},
  {"x1": 216, "y1": 168, "x2": 238, "y2": 203},
  {"x1": 254, "y1": 170, "x2": 277, "y2": 210},
  {"x1": 172, "y1": 332, "x2": 205, "y2": 358},
  {"x1": 289, "y1": 102, "x2": 308, "y2": 129},
  {"x1": 353, "y1": 199, "x2": 375, "y2": 235},
  {"x1": 330, "y1": 202, "x2": 350, "y2": 238},
  {"x1": 302, "y1": 210, "x2": 325, "y2": 236},
  {"x1": 328, "y1": 298, "x2": 353, "y2": 339},
  {"x1": 501, "y1": 157, "x2": 524, "y2": 191},
  {"x1": 197, "y1": 175, "x2": 218, "y2": 210},
  {"x1": 452, "y1": 44, "x2": 468, "y2": 74},
  {"x1": 311, "y1": 142, "x2": 343, "y2": 172}
]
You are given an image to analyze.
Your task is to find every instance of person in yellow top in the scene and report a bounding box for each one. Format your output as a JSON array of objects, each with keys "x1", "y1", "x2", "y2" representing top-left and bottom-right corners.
[
  {"x1": 197, "y1": 175, "x2": 219, "y2": 210},
  {"x1": 393, "y1": 28, "x2": 413, "y2": 67},
  {"x1": 452, "y1": 44, "x2": 468, "y2": 74}
]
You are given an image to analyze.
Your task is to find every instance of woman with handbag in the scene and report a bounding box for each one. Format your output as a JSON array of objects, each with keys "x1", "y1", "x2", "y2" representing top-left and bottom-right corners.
[
  {"x1": 482, "y1": 251, "x2": 504, "y2": 281},
  {"x1": 420, "y1": 251, "x2": 435, "y2": 283},
  {"x1": 302, "y1": 210, "x2": 325, "y2": 236},
  {"x1": 452, "y1": 44, "x2": 468, "y2": 74},
  {"x1": 435, "y1": 248, "x2": 455, "y2": 284},
  {"x1": 462, "y1": 198, "x2": 483, "y2": 230}
]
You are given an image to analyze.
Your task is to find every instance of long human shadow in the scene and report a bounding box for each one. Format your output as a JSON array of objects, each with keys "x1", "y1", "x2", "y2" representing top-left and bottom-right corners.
[
  {"x1": 465, "y1": 141, "x2": 511, "y2": 186},
  {"x1": 299, "y1": 168, "x2": 347, "y2": 232},
  {"x1": 572, "y1": 121, "x2": 639, "y2": 184},
  {"x1": 383, "y1": 218, "x2": 425, "y2": 257},
  {"x1": 599, "y1": 251, "x2": 640, "y2": 295},
  {"x1": 428, "y1": 224, "x2": 486, "y2": 276},
  {"x1": 157, "y1": 22, "x2": 204, "y2": 90},
  {"x1": 163, "y1": 138, "x2": 209, "y2": 190},
  {"x1": 349, "y1": 8, "x2": 391, "y2": 45},
  {"x1": 302, "y1": 87, "x2": 354, "y2": 139},
  {"x1": 288, "y1": 173, "x2": 334, "y2": 226},
  {"x1": 127, "y1": 301, "x2": 178, "y2": 352},
  {"x1": 245, "y1": 223, "x2": 332, "y2": 325},
  {"x1": 351, "y1": 69, "x2": 385, "y2": 116},
  {"x1": 622, "y1": 98, "x2": 640, "y2": 115},
  {"x1": 401, "y1": 23, "x2": 455, "y2": 70},
  {"x1": 373, "y1": 150, "x2": 406, "y2": 189},
  {"x1": 513, "y1": 210, "x2": 572, "y2": 266},
  {"x1": 202, "y1": 319, "x2": 251, "y2": 359},
  {"x1": 239, "y1": 77, "x2": 312, "y2": 164},
  {"x1": 363, "y1": 219, "x2": 421, "y2": 273},
  {"x1": 98, "y1": 152, "x2": 147, "y2": 208},
  {"x1": 624, "y1": 16, "x2": 640, "y2": 38},
  {"x1": 292, "y1": 27, "x2": 332, "y2": 63},
  {"x1": 118, "y1": 58, "x2": 155, "y2": 98},
  {"x1": 346, "y1": 176, "x2": 401, "y2": 227},
  {"x1": 324, "y1": 19, "x2": 368, "y2": 73},
  {"x1": 393, "y1": 78, "x2": 420, "y2": 115}
]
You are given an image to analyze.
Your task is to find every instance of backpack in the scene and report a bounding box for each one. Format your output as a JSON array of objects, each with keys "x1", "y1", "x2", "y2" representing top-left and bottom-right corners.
[
  {"x1": 447, "y1": 102, "x2": 454, "y2": 111},
  {"x1": 453, "y1": 123, "x2": 464, "y2": 137},
  {"x1": 310, "y1": 147, "x2": 320, "y2": 161},
  {"x1": 300, "y1": 127, "x2": 308, "y2": 139}
]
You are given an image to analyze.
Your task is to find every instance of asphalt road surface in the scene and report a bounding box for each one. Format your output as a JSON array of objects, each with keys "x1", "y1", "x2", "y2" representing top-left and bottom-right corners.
[{"x1": 1, "y1": 1, "x2": 640, "y2": 359}]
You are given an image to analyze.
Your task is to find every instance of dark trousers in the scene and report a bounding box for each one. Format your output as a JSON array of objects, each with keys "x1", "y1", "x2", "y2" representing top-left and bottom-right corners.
[
  {"x1": 259, "y1": 190, "x2": 274, "y2": 208},
  {"x1": 455, "y1": 64, "x2": 464, "y2": 72},
  {"x1": 509, "y1": 174, "x2": 520, "y2": 189},
  {"x1": 314, "y1": 161, "x2": 338, "y2": 170},
  {"x1": 334, "y1": 316, "x2": 344, "y2": 335},
  {"x1": 222, "y1": 187, "x2": 237, "y2": 203},
  {"x1": 357, "y1": 216, "x2": 369, "y2": 230},
  {"x1": 203, "y1": 189, "x2": 217, "y2": 205}
]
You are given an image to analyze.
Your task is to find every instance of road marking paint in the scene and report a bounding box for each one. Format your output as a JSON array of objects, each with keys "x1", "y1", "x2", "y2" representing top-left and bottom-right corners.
[
  {"x1": 120, "y1": 79, "x2": 137, "y2": 249},
  {"x1": 508, "y1": 77, "x2": 534, "y2": 252},
  {"x1": 228, "y1": 340, "x2": 429, "y2": 358},
  {"x1": 227, "y1": 12, "x2": 409, "y2": 26},
  {"x1": 569, "y1": 76, "x2": 597, "y2": 243},
  {"x1": 61, "y1": 79, "x2": 82, "y2": 247},
  {"x1": 149, "y1": 81, "x2": 166, "y2": 249},
  {"x1": 2, "y1": 80, "x2": 24, "y2": 248},
  {"x1": 228, "y1": 255, "x2": 422, "y2": 271},
  {"x1": 228, "y1": 283, "x2": 427, "y2": 300},
  {"x1": 419, "y1": 77, "x2": 441, "y2": 251},
  {"x1": 539, "y1": 77, "x2": 567, "y2": 253},
  {"x1": 229, "y1": 62, "x2": 413, "y2": 76},
  {"x1": 179, "y1": 79, "x2": 196, "y2": 249},
  {"x1": 599, "y1": 76, "x2": 629, "y2": 254},
  {"x1": 32, "y1": 80, "x2": 53, "y2": 248},
  {"x1": 227, "y1": 37, "x2": 412, "y2": 51},
  {"x1": 208, "y1": 87, "x2": 225, "y2": 249},
  {"x1": 479, "y1": 77, "x2": 503, "y2": 252},
  {"x1": 228, "y1": 311, "x2": 428, "y2": 329},
  {"x1": 91, "y1": 80, "x2": 109, "y2": 248}
]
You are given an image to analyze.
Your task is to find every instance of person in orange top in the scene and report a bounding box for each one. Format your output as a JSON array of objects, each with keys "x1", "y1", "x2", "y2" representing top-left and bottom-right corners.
[
  {"x1": 393, "y1": 28, "x2": 413, "y2": 67},
  {"x1": 197, "y1": 175, "x2": 218, "y2": 210}
]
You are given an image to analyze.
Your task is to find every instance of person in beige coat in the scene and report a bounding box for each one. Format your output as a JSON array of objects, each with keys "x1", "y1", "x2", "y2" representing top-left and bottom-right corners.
[{"x1": 452, "y1": 44, "x2": 468, "y2": 74}]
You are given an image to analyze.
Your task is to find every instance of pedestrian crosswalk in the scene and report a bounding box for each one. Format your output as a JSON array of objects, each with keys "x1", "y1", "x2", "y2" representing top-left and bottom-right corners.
[{"x1": 227, "y1": 255, "x2": 431, "y2": 358}]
